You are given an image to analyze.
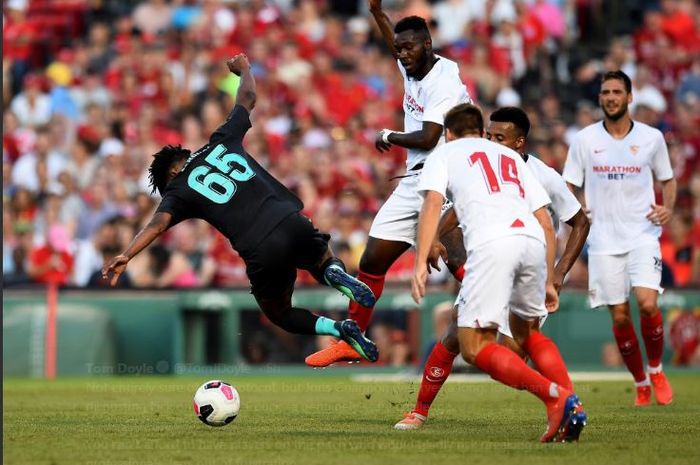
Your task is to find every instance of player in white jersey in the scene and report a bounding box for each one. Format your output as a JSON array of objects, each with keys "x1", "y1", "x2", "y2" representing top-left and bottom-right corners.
[
  {"x1": 412, "y1": 103, "x2": 587, "y2": 443},
  {"x1": 305, "y1": 0, "x2": 470, "y2": 368},
  {"x1": 395, "y1": 107, "x2": 590, "y2": 430},
  {"x1": 563, "y1": 70, "x2": 677, "y2": 407}
]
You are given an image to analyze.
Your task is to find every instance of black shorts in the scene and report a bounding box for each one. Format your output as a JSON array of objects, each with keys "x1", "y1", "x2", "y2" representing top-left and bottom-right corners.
[{"x1": 244, "y1": 212, "x2": 330, "y2": 300}]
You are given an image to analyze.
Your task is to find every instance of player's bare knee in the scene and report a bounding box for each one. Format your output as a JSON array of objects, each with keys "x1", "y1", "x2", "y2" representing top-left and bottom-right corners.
[
  {"x1": 610, "y1": 307, "x2": 632, "y2": 327},
  {"x1": 637, "y1": 299, "x2": 658, "y2": 317},
  {"x1": 460, "y1": 347, "x2": 477, "y2": 365},
  {"x1": 358, "y1": 245, "x2": 387, "y2": 275}
]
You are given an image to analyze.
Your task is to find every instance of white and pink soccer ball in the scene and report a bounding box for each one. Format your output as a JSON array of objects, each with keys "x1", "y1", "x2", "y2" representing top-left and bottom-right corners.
[{"x1": 193, "y1": 380, "x2": 241, "y2": 426}]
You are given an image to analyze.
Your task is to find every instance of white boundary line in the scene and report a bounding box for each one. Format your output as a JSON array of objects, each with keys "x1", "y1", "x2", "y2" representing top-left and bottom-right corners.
[{"x1": 351, "y1": 372, "x2": 632, "y2": 383}]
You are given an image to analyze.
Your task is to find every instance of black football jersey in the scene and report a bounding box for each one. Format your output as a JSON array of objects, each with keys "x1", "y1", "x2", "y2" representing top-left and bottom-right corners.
[{"x1": 157, "y1": 105, "x2": 303, "y2": 256}]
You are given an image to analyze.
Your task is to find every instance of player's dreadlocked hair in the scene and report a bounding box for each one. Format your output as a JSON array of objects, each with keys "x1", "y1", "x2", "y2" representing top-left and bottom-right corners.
[
  {"x1": 444, "y1": 103, "x2": 484, "y2": 137},
  {"x1": 148, "y1": 145, "x2": 191, "y2": 196},
  {"x1": 490, "y1": 107, "x2": 531, "y2": 138},
  {"x1": 394, "y1": 16, "x2": 430, "y2": 38}
]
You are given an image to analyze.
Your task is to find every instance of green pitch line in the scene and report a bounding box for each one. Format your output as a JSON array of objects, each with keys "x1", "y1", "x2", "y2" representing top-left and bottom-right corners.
[{"x1": 4, "y1": 374, "x2": 700, "y2": 465}]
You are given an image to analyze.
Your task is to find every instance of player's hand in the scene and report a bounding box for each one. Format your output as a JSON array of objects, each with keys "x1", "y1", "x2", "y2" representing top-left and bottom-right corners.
[
  {"x1": 226, "y1": 54, "x2": 250, "y2": 76},
  {"x1": 545, "y1": 282, "x2": 560, "y2": 313},
  {"x1": 552, "y1": 271, "x2": 564, "y2": 295},
  {"x1": 427, "y1": 240, "x2": 448, "y2": 274},
  {"x1": 646, "y1": 204, "x2": 672, "y2": 226},
  {"x1": 411, "y1": 266, "x2": 428, "y2": 304},
  {"x1": 368, "y1": 0, "x2": 383, "y2": 11},
  {"x1": 375, "y1": 129, "x2": 393, "y2": 153},
  {"x1": 102, "y1": 254, "x2": 130, "y2": 287}
]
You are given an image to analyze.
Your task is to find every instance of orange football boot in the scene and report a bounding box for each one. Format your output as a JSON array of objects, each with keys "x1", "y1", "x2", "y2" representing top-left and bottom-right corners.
[
  {"x1": 650, "y1": 372, "x2": 673, "y2": 405},
  {"x1": 305, "y1": 340, "x2": 362, "y2": 368},
  {"x1": 635, "y1": 385, "x2": 652, "y2": 407}
]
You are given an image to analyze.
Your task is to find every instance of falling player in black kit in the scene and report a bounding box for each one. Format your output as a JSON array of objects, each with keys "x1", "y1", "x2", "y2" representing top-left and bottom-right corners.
[{"x1": 102, "y1": 55, "x2": 379, "y2": 363}]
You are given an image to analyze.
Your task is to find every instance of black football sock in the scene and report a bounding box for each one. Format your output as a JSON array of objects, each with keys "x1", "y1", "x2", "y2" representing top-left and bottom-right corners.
[
  {"x1": 268, "y1": 307, "x2": 324, "y2": 335},
  {"x1": 310, "y1": 257, "x2": 346, "y2": 286}
]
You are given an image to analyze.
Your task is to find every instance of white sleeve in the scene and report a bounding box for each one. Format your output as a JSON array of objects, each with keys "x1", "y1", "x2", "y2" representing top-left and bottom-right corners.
[
  {"x1": 520, "y1": 159, "x2": 551, "y2": 212},
  {"x1": 422, "y1": 79, "x2": 466, "y2": 126},
  {"x1": 397, "y1": 59, "x2": 407, "y2": 79},
  {"x1": 417, "y1": 149, "x2": 449, "y2": 198},
  {"x1": 562, "y1": 134, "x2": 586, "y2": 187},
  {"x1": 543, "y1": 166, "x2": 581, "y2": 223},
  {"x1": 651, "y1": 131, "x2": 674, "y2": 181}
]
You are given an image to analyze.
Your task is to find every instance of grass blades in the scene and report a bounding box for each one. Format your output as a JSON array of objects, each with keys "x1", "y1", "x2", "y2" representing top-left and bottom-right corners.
[{"x1": 4, "y1": 374, "x2": 700, "y2": 465}]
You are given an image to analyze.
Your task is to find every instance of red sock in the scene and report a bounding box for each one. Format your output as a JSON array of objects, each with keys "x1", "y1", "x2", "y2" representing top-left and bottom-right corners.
[
  {"x1": 522, "y1": 332, "x2": 573, "y2": 391},
  {"x1": 452, "y1": 265, "x2": 465, "y2": 282},
  {"x1": 348, "y1": 271, "x2": 385, "y2": 332},
  {"x1": 414, "y1": 341, "x2": 459, "y2": 417},
  {"x1": 474, "y1": 343, "x2": 558, "y2": 404},
  {"x1": 641, "y1": 311, "x2": 664, "y2": 368},
  {"x1": 612, "y1": 323, "x2": 647, "y2": 383}
]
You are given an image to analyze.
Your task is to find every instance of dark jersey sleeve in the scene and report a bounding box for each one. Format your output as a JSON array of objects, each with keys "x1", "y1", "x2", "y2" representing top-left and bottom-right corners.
[
  {"x1": 209, "y1": 104, "x2": 252, "y2": 146},
  {"x1": 155, "y1": 189, "x2": 192, "y2": 227}
]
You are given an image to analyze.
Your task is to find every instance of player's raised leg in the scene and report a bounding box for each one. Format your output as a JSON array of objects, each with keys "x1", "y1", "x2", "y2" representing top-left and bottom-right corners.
[
  {"x1": 349, "y1": 238, "x2": 410, "y2": 329},
  {"x1": 256, "y1": 289, "x2": 378, "y2": 363},
  {"x1": 248, "y1": 215, "x2": 379, "y2": 363},
  {"x1": 316, "y1": 255, "x2": 377, "y2": 309},
  {"x1": 305, "y1": 237, "x2": 410, "y2": 367}
]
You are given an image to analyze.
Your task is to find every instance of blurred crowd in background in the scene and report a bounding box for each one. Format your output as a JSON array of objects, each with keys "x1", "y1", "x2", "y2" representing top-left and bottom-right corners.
[{"x1": 3, "y1": 0, "x2": 700, "y2": 292}]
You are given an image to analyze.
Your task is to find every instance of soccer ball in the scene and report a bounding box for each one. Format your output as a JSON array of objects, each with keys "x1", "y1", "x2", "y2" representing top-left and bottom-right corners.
[{"x1": 193, "y1": 380, "x2": 241, "y2": 426}]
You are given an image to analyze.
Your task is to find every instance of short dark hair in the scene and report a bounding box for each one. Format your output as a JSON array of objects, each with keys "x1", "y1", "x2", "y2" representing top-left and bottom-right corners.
[
  {"x1": 148, "y1": 145, "x2": 191, "y2": 196},
  {"x1": 601, "y1": 70, "x2": 632, "y2": 93},
  {"x1": 444, "y1": 103, "x2": 484, "y2": 137},
  {"x1": 490, "y1": 107, "x2": 531, "y2": 137},
  {"x1": 394, "y1": 16, "x2": 430, "y2": 38}
]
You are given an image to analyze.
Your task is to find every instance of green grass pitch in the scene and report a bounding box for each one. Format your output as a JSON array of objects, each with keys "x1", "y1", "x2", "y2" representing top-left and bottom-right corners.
[{"x1": 4, "y1": 373, "x2": 700, "y2": 465}]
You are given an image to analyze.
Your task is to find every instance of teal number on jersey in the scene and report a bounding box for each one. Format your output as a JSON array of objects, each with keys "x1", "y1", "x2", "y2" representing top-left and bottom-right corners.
[
  {"x1": 187, "y1": 144, "x2": 256, "y2": 204},
  {"x1": 188, "y1": 166, "x2": 236, "y2": 204}
]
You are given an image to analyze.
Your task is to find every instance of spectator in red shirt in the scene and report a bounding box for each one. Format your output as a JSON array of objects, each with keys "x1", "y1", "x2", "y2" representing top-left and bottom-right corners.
[
  {"x1": 634, "y1": 9, "x2": 666, "y2": 65},
  {"x1": 3, "y1": 0, "x2": 38, "y2": 95},
  {"x1": 661, "y1": 216, "x2": 695, "y2": 287},
  {"x1": 659, "y1": 0, "x2": 696, "y2": 47},
  {"x1": 27, "y1": 224, "x2": 74, "y2": 285}
]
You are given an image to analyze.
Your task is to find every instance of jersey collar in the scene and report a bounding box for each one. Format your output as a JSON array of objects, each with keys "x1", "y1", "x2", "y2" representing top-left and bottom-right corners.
[
  {"x1": 602, "y1": 119, "x2": 635, "y2": 138},
  {"x1": 408, "y1": 55, "x2": 442, "y2": 82}
]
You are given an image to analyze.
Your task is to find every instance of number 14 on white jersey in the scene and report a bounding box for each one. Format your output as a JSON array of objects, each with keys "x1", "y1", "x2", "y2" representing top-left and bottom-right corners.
[{"x1": 418, "y1": 138, "x2": 552, "y2": 252}]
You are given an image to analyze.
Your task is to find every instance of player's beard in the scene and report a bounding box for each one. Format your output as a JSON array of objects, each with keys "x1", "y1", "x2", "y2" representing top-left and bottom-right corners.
[{"x1": 602, "y1": 101, "x2": 628, "y2": 121}]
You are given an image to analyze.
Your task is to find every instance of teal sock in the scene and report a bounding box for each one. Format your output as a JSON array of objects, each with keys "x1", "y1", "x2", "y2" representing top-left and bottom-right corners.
[{"x1": 314, "y1": 316, "x2": 341, "y2": 337}]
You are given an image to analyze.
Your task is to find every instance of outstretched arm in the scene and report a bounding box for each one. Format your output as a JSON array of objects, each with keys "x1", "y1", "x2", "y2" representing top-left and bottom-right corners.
[
  {"x1": 552, "y1": 208, "x2": 590, "y2": 293},
  {"x1": 102, "y1": 212, "x2": 172, "y2": 286},
  {"x1": 368, "y1": 0, "x2": 397, "y2": 58},
  {"x1": 533, "y1": 207, "x2": 559, "y2": 313},
  {"x1": 412, "y1": 191, "x2": 444, "y2": 303},
  {"x1": 227, "y1": 54, "x2": 256, "y2": 113}
]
